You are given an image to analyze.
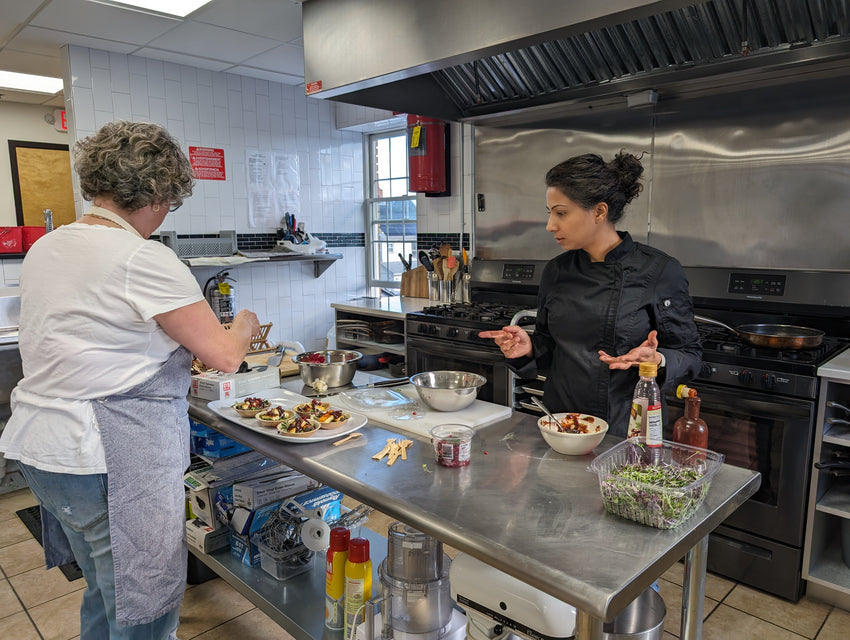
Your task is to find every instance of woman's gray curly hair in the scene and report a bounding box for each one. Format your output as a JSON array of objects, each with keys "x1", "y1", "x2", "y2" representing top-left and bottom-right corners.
[{"x1": 74, "y1": 121, "x2": 194, "y2": 212}]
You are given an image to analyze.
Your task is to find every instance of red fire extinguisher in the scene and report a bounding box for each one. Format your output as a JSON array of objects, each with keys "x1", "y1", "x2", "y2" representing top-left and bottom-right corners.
[{"x1": 407, "y1": 115, "x2": 446, "y2": 193}]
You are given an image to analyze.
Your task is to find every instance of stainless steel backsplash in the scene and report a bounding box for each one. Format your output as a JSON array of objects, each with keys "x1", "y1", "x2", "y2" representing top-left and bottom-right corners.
[{"x1": 473, "y1": 79, "x2": 850, "y2": 270}]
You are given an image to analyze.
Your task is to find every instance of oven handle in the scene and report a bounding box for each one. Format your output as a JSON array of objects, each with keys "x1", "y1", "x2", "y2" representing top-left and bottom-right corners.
[
  {"x1": 406, "y1": 337, "x2": 509, "y2": 365},
  {"x1": 668, "y1": 384, "x2": 813, "y2": 418}
]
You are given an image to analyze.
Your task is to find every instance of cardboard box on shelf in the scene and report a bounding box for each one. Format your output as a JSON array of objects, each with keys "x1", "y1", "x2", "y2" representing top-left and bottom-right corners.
[
  {"x1": 186, "y1": 518, "x2": 231, "y2": 554},
  {"x1": 184, "y1": 451, "x2": 287, "y2": 527},
  {"x1": 232, "y1": 471, "x2": 320, "y2": 510},
  {"x1": 189, "y1": 366, "x2": 280, "y2": 401}
]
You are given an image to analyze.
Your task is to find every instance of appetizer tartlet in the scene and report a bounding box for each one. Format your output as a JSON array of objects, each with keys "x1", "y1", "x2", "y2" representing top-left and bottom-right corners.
[
  {"x1": 255, "y1": 406, "x2": 293, "y2": 427},
  {"x1": 232, "y1": 397, "x2": 271, "y2": 417},
  {"x1": 294, "y1": 399, "x2": 331, "y2": 418},
  {"x1": 314, "y1": 408, "x2": 351, "y2": 429},
  {"x1": 277, "y1": 415, "x2": 320, "y2": 437}
]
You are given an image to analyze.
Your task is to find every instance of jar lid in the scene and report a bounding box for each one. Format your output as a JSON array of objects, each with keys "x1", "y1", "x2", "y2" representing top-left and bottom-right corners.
[{"x1": 638, "y1": 362, "x2": 658, "y2": 377}]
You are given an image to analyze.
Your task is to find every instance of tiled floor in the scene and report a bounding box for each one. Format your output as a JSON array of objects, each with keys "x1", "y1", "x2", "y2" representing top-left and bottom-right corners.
[{"x1": 1, "y1": 488, "x2": 848, "y2": 640}]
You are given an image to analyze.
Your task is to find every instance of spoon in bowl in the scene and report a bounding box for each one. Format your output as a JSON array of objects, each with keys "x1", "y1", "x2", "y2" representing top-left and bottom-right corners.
[{"x1": 530, "y1": 396, "x2": 560, "y2": 426}]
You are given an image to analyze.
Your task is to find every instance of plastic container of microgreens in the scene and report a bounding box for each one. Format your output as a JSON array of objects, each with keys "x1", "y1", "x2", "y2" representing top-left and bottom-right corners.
[{"x1": 587, "y1": 437, "x2": 724, "y2": 529}]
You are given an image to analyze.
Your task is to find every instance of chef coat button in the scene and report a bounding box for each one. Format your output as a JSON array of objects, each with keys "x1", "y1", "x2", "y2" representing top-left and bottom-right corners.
[{"x1": 663, "y1": 299, "x2": 671, "y2": 307}]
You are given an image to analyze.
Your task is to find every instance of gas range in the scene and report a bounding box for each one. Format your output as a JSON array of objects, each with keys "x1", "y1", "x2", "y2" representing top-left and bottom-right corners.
[{"x1": 408, "y1": 302, "x2": 537, "y2": 348}]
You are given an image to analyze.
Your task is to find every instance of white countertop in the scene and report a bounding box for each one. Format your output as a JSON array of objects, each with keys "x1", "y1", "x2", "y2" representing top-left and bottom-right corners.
[
  {"x1": 818, "y1": 347, "x2": 850, "y2": 381},
  {"x1": 331, "y1": 296, "x2": 430, "y2": 319}
]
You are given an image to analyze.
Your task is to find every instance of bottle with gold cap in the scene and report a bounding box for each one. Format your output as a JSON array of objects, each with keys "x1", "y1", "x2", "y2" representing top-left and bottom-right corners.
[{"x1": 628, "y1": 361, "x2": 663, "y2": 449}]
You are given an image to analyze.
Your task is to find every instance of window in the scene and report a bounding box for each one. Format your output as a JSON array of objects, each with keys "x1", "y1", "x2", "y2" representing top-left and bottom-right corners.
[{"x1": 367, "y1": 130, "x2": 416, "y2": 287}]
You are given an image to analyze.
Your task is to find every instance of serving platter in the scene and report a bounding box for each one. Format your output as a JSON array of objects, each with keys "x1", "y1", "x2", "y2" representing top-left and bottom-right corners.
[{"x1": 208, "y1": 388, "x2": 367, "y2": 443}]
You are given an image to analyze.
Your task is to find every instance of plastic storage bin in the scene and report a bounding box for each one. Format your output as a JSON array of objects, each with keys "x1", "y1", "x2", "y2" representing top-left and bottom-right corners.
[
  {"x1": 588, "y1": 437, "x2": 724, "y2": 529},
  {"x1": 254, "y1": 528, "x2": 314, "y2": 581}
]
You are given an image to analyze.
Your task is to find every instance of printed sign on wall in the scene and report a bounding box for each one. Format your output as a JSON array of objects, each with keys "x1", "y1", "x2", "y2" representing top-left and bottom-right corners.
[{"x1": 189, "y1": 146, "x2": 226, "y2": 181}]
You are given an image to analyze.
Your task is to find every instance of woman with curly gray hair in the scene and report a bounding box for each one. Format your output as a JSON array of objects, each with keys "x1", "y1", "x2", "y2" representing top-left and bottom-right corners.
[
  {"x1": 480, "y1": 151, "x2": 701, "y2": 439},
  {"x1": 1, "y1": 121, "x2": 260, "y2": 639}
]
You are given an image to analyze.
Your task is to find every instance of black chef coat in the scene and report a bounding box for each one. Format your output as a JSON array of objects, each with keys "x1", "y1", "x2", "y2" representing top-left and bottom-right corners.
[{"x1": 510, "y1": 232, "x2": 702, "y2": 437}]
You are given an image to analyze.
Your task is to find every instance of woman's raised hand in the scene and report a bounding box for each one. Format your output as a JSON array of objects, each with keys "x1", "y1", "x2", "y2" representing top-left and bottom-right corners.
[
  {"x1": 479, "y1": 325, "x2": 533, "y2": 359},
  {"x1": 598, "y1": 330, "x2": 661, "y2": 370}
]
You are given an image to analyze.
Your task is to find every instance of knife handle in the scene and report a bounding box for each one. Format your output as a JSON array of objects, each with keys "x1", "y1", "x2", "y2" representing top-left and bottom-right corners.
[{"x1": 368, "y1": 377, "x2": 409, "y2": 388}]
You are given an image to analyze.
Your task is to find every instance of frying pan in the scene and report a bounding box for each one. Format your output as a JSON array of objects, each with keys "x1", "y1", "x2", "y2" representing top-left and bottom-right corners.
[{"x1": 694, "y1": 315, "x2": 823, "y2": 349}]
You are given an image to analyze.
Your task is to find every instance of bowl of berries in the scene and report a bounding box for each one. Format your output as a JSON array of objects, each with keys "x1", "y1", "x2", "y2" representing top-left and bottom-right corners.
[{"x1": 293, "y1": 350, "x2": 362, "y2": 389}]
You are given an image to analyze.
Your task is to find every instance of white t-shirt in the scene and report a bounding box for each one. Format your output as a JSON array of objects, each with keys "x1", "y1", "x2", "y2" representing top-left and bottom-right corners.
[{"x1": 0, "y1": 220, "x2": 204, "y2": 474}]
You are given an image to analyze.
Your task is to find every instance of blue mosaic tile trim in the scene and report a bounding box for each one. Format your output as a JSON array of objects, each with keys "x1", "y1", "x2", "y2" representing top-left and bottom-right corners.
[
  {"x1": 152, "y1": 232, "x2": 365, "y2": 251},
  {"x1": 416, "y1": 233, "x2": 470, "y2": 252}
]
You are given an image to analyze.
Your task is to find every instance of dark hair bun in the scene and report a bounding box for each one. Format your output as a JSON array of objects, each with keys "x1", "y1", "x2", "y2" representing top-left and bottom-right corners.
[{"x1": 610, "y1": 152, "x2": 644, "y2": 203}]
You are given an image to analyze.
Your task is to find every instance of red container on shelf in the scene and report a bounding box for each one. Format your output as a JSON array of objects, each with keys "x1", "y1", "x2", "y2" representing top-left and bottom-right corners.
[
  {"x1": 0, "y1": 227, "x2": 23, "y2": 253},
  {"x1": 22, "y1": 226, "x2": 47, "y2": 251}
]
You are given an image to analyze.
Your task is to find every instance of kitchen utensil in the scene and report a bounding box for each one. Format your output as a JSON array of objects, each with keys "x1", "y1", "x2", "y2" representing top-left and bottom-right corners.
[
  {"x1": 694, "y1": 315, "x2": 824, "y2": 349},
  {"x1": 536, "y1": 413, "x2": 608, "y2": 455},
  {"x1": 293, "y1": 350, "x2": 362, "y2": 388},
  {"x1": 433, "y1": 257, "x2": 444, "y2": 280},
  {"x1": 386, "y1": 521, "x2": 444, "y2": 581},
  {"x1": 303, "y1": 377, "x2": 410, "y2": 397},
  {"x1": 445, "y1": 255, "x2": 458, "y2": 281},
  {"x1": 409, "y1": 371, "x2": 486, "y2": 411},
  {"x1": 267, "y1": 340, "x2": 305, "y2": 367},
  {"x1": 418, "y1": 251, "x2": 434, "y2": 272},
  {"x1": 462, "y1": 247, "x2": 469, "y2": 273},
  {"x1": 529, "y1": 396, "x2": 559, "y2": 425},
  {"x1": 439, "y1": 243, "x2": 452, "y2": 259},
  {"x1": 397, "y1": 253, "x2": 411, "y2": 271}
]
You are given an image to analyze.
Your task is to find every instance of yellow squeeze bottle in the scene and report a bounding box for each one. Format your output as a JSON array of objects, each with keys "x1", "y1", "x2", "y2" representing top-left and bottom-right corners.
[
  {"x1": 325, "y1": 527, "x2": 350, "y2": 630},
  {"x1": 344, "y1": 537, "x2": 372, "y2": 638}
]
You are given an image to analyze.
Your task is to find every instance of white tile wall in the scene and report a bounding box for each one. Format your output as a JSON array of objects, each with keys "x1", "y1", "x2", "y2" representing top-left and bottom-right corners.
[{"x1": 61, "y1": 45, "x2": 370, "y2": 348}]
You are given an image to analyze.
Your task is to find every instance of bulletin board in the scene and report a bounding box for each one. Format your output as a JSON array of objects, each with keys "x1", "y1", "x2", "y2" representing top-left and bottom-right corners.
[{"x1": 8, "y1": 141, "x2": 75, "y2": 228}]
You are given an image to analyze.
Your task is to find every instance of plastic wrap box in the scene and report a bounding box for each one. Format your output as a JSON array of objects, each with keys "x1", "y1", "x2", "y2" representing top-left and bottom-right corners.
[
  {"x1": 189, "y1": 367, "x2": 280, "y2": 401},
  {"x1": 186, "y1": 518, "x2": 231, "y2": 554},
  {"x1": 189, "y1": 419, "x2": 251, "y2": 459},
  {"x1": 184, "y1": 451, "x2": 287, "y2": 527},
  {"x1": 232, "y1": 471, "x2": 320, "y2": 510}
]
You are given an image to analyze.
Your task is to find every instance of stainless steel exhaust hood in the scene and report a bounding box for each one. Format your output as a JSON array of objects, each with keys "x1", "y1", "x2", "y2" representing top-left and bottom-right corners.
[{"x1": 302, "y1": 0, "x2": 850, "y2": 125}]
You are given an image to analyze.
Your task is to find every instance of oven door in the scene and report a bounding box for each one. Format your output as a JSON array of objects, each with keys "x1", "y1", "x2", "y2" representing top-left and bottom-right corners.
[
  {"x1": 665, "y1": 385, "x2": 815, "y2": 547},
  {"x1": 406, "y1": 336, "x2": 514, "y2": 407}
]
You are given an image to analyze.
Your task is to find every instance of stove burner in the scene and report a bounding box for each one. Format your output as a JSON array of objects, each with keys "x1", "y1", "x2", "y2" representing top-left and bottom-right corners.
[{"x1": 417, "y1": 302, "x2": 534, "y2": 327}]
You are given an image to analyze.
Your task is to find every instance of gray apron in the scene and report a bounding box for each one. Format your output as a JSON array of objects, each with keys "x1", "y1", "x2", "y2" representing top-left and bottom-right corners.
[{"x1": 41, "y1": 338, "x2": 193, "y2": 626}]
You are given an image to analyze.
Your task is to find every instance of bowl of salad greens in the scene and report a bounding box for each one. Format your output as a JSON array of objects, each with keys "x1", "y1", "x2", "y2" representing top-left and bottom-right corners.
[{"x1": 587, "y1": 437, "x2": 724, "y2": 529}]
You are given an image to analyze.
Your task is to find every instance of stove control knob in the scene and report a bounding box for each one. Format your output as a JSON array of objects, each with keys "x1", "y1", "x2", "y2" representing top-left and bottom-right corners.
[
  {"x1": 418, "y1": 323, "x2": 428, "y2": 334},
  {"x1": 741, "y1": 370, "x2": 754, "y2": 384},
  {"x1": 762, "y1": 373, "x2": 777, "y2": 389},
  {"x1": 428, "y1": 325, "x2": 439, "y2": 335},
  {"x1": 699, "y1": 363, "x2": 714, "y2": 379},
  {"x1": 447, "y1": 327, "x2": 459, "y2": 338}
]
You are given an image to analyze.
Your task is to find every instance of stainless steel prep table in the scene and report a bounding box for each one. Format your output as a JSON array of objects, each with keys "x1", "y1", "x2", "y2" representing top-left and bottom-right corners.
[{"x1": 189, "y1": 394, "x2": 759, "y2": 640}]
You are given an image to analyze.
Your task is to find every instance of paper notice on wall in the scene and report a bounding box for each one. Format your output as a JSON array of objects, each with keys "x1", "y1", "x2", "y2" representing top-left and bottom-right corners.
[{"x1": 246, "y1": 152, "x2": 300, "y2": 228}]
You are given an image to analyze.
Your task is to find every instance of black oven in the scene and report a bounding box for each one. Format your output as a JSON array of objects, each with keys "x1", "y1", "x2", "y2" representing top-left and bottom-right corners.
[{"x1": 665, "y1": 385, "x2": 816, "y2": 600}]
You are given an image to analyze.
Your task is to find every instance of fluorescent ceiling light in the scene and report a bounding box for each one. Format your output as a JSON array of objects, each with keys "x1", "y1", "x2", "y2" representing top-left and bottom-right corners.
[
  {"x1": 0, "y1": 71, "x2": 63, "y2": 95},
  {"x1": 91, "y1": 0, "x2": 213, "y2": 18}
]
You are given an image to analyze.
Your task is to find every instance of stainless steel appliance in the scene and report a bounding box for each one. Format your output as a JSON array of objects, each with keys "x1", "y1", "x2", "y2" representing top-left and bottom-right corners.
[
  {"x1": 668, "y1": 267, "x2": 850, "y2": 602},
  {"x1": 405, "y1": 259, "x2": 545, "y2": 408}
]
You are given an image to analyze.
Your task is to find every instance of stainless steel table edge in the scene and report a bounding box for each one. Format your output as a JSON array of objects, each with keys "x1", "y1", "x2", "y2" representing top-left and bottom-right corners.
[{"x1": 189, "y1": 398, "x2": 760, "y2": 640}]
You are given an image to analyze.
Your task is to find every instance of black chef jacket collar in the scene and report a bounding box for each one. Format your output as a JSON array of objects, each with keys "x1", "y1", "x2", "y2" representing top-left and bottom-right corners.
[{"x1": 579, "y1": 230, "x2": 633, "y2": 264}]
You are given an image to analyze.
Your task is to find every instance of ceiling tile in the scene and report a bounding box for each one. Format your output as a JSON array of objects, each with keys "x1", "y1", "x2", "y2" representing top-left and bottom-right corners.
[
  {"x1": 240, "y1": 43, "x2": 303, "y2": 77},
  {"x1": 227, "y1": 65, "x2": 303, "y2": 86},
  {"x1": 191, "y1": 0, "x2": 303, "y2": 43},
  {"x1": 0, "y1": 48, "x2": 64, "y2": 76},
  {"x1": 9, "y1": 25, "x2": 138, "y2": 57},
  {"x1": 0, "y1": 0, "x2": 44, "y2": 25},
  {"x1": 31, "y1": 0, "x2": 179, "y2": 46},
  {"x1": 133, "y1": 47, "x2": 231, "y2": 71},
  {"x1": 146, "y1": 20, "x2": 281, "y2": 63}
]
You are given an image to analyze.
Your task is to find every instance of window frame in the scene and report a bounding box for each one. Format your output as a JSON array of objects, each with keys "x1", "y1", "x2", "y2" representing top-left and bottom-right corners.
[{"x1": 365, "y1": 128, "x2": 417, "y2": 289}]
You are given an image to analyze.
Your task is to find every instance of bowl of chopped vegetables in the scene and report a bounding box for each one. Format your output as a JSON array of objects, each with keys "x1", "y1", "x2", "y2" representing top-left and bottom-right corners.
[
  {"x1": 537, "y1": 413, "x2": 608, "y2": 455},
  {"x1": 293, "y1": 350, "x2": 362, "y2": 389},
  {"x1": 587, "y1": 437, "x2": 725, "y2": 529}
]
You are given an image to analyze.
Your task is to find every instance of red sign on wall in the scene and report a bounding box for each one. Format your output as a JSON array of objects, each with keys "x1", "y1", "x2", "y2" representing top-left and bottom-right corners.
[{"x1": 189, "y1": 146, "x2": 226, "y2": 181}]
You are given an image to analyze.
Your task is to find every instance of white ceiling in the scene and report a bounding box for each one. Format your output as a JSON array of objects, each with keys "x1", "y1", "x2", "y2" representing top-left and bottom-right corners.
[{"x1": 0, "y1": 0, "x2": 306, "y2": 107}]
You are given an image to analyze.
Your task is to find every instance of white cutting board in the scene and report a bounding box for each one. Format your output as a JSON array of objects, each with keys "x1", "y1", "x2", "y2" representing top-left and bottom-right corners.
[{"x1": 332, "y1": 384, "x2": 512, "y2": 439}]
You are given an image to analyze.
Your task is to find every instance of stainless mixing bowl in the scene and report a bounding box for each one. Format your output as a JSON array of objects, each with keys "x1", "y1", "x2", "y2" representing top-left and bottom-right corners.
[
  {"x1": 293, "y1": 350, "x2": 362, "y2": 388},
  {"x1": 409, "y1": 371, "x2": 486, "y2": 412}
]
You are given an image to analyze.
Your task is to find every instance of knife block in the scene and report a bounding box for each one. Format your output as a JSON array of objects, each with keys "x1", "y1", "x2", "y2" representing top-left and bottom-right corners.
[{"x1": 401, "y1": 265, "x2": 429, "y2": 298}]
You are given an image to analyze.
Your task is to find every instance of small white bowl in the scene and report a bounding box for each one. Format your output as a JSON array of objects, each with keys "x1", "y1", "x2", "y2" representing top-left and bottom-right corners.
[{"x1": 537, "y1": 413, "x2": 608, "y2": 455}]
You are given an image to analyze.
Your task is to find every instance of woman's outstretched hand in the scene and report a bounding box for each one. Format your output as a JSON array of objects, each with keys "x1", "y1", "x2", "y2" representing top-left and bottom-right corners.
[
  {"x1": 479, "y1": 325, "x2": 533, "y2": 359},
  {"x1": 598, "y1": 330, "x2": 662, "y2": 370}
]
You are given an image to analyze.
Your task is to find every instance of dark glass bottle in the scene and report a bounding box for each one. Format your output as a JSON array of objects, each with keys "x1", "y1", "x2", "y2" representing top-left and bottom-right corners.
[{"x1": 673, "y1": 395, "x2": 708, "y2": 454}]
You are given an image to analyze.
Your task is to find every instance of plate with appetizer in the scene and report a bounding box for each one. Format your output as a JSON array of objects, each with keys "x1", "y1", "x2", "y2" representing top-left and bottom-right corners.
[{"x1": 208, "y1": 388, "x2": 367, "y2": 443}]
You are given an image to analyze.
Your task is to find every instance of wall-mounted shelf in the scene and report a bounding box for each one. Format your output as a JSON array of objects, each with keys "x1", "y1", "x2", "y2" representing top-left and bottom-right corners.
[{"x1": 185, "y1": 253, "x2": 343, "y2": 278}]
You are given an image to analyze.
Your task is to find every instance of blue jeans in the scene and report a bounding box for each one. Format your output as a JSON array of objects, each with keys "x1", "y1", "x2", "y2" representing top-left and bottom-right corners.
[{"x1": 18, "y1": 463, "x2": 181, "y2": 640}]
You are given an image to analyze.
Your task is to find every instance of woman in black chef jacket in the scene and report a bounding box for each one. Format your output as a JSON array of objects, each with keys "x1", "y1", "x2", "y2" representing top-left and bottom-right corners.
[{"x1": 480, "y1": 152, "x2": 701, "y2": 438}]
